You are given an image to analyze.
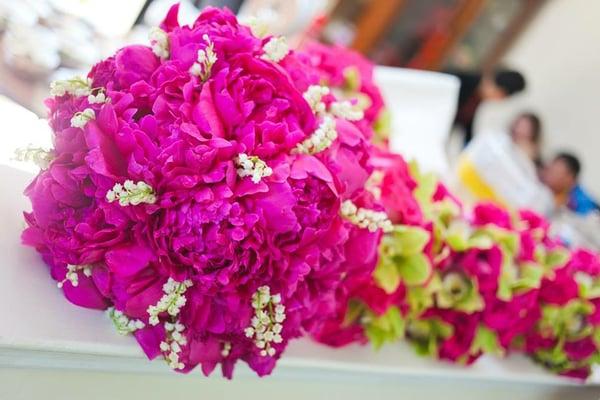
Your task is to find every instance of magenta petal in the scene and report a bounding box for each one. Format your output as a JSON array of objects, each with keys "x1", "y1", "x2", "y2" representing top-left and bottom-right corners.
[
  {"x1": 105, "y1": 244, "x2": 154, "y2": 276},
  {"x1": 62, "y1": 275, "x2": 109, "y2": 310},
  {"x1": 134, "y1": 324, "x2": 166, "y2": 360}
]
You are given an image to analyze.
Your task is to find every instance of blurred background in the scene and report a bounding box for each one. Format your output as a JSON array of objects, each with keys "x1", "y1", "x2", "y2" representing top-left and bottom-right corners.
[{"x1": 1, "y1": 0, "x2": 599, "y2": 248}]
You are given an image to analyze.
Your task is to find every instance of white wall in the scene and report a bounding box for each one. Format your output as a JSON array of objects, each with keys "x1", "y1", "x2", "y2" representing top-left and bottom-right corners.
[{"x1": 475, "y1": 0, "x2": 600, "y2": 197}]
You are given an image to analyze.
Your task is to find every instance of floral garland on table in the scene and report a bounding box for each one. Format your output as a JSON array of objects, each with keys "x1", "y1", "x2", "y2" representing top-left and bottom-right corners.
[
  {"x1": 314, "y1": 151, "x2": 600, "y2": 381},
  {"x1": 21, "y1": 5, "x2": 384, "y2": 378},
  {"x1": 18, "y1": 5, "x2": 600, "y2": 382}
]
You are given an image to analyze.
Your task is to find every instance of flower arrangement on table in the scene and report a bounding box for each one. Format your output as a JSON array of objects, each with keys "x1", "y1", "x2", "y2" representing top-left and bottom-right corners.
[
  {"x1": 316, "y1": 156, "x2": 600, "y2": 380},
  {"x1": 18, "y1": 4, "x2": 600, "y2": 382}
]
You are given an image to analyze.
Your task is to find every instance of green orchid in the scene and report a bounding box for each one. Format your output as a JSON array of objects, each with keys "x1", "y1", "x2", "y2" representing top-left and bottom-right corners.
[
  {"x1": 470, "y1": 325, "x2": 504, "y2": 357},
  {"x1": 405, "y1": 317, "x2": 453, "y2": 357},
  {"x1": 436, "y1": 271, "x2": 485, "y2": 314},
  {"x1": 364, "y1": 306, "x2": 406, "y2": 349},
  {"x1": 374, "y1": 225, "x2": 432, "y2": 293},
  {"x1": 575, "y1": 272, "x2": 600, "y2": 299},
  {"x1": 539, "y1": 300, "x2": 594, "y2": 340}
]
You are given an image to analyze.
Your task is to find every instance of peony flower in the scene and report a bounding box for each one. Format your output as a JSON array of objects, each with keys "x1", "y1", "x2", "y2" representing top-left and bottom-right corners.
[{"x1": 22, "y1": 5, "x2": 382, "y2": 378}]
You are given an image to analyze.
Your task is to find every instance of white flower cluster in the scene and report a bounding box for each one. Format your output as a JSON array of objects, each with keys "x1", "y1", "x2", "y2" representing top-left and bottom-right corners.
[
  {"x1": 149, "y1": 27, "x2": 169, "y2": 59},
  {"x1": 189, "y1": 34, "x2": 217, "y2": 82},
  {"x1": 50, "y1": 76, "x2": 92, "y2": 97},
  {"x1": 294, "y1": 116, "x2": 337, "y2": 154},
  {"x1": 330, "y1": 100, "x2": 364, "y2": 121},
  {"x1": 107, "y1": 307, "x2": 145, "y2": 335},
  {"x1": 365, "y1": 170, "x2": 384, "y2": 200},
  {"x1": 303, "y1": 85, "x2": 330, "y2": 115},
  {"x1": 106, "y1": 180, "x2": 157, "y2": 206},
  {"x1": 70, "y1": 108, "x2": 95, "y2": 128},
  {"x1": 240, "y1": 15, "x2": 270, "y2": 38},
  {"x1": 221, "y1": 341, "x2": 232, "y2": 357},
  {"x1": 147, "y1": 278, "x2": 193, "y2": 326},
  {"x1": 235, "y1": 153, "x2": 273, "y2": 183},
  {"x1": 57, "y1": 264, "x2": 92, "y2": 288},
  {"x1": 244, "y1": 286, "x2": 285, "y2": 357},
  {"x1": 88, "y1": 90, "x2": 108, "y2": 104},
  {"x1": 340, "y1": 200, "x2": 394, "y2": 233},
  {"x1": 160, "y1": 321, "x2": 187, "y2": 370},
  {"x1": 261, "y1": 36, "x2": 289, "y2": 63},
  {"x1": 14, "y1": 145, "x2": 54, "y2": 169}
]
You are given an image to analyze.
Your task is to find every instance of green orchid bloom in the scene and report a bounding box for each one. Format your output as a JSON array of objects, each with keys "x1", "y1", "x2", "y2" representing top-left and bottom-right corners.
[
  {"x1": 374, "y1": 225, "x2": 432, "y2": 293},
  {"x1": 436, "y1": 271, "x2": 485, "y2": 314},
  {"x1": 364, "y1": 306, "x2": 406, "y2": 349},
  {"x1": 405, "y1": 317, "x2": 454, "y2": 357}
]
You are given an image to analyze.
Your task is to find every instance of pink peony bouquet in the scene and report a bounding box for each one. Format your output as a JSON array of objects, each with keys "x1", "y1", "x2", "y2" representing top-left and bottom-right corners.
[{"x1": 21, "y1": 5, "x2": 383, "y2": 378}]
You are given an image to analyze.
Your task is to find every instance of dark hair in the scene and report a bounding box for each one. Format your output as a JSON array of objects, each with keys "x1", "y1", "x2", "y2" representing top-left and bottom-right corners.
[
  {"x1": 494, "y1": 70, "x2": 526, "y2": 96},
  {"x1": 512, "y1": 112, "x2": 542, "y2": 144},
  {"x1": 555, "y1": 152, "x2": 581, "y2": 178}
]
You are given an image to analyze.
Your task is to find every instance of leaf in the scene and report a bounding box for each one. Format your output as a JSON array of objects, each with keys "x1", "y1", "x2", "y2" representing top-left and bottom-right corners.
[
  {"x1": 483, "y1": 226, "x2": 519, "y2": 256},
  {"x1": 512, "y1": 262, "x2": 544, "y2": 291},
  {"x1": 365, "y1": 307, "x2": 405, "y2": 349},
  {"x1": 397, "y1": 253, "x2": 431, "y2": 286},
  {"x1": 391, "y1": 226, "x2": 431, "y2": 255},
  {"x1": 446, "y1": 231, "x2": 469, "y2": 252},
  {"x1": 374, "y1": 258, "x2": 401, "y2": 294},
  {"x1": 468, "y1": 234, "x2": 494, "y2": 250},
  {"x1": 545, "y1": 248, "x2": 569, "y2": 270},
  {"x1": 342, "y1": 300, "x2": 366, "y2": 327},
  {"x1": 471, "y1": 325, "x2": 504, "y2": 356},
  {"x1": 406, "y1": 285, "x2": 435, "y2": 316}
]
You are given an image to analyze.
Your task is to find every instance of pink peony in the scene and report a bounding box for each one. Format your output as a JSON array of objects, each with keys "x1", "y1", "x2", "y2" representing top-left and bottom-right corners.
[{"x1": 22, "y1": 5, "x2": 381, "y2": 378}]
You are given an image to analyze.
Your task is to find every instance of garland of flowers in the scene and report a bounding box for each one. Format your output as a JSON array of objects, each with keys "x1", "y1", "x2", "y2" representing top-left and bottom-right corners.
[
  {"x1": 20, "y1": 5, "x2": 600, "y2": 382},
  {"x1": 311, "y1": 151, "x2": 600, "y2": 381}
]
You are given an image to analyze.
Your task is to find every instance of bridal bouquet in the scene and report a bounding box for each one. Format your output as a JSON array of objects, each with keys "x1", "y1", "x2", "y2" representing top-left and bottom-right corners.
[{"x1": 21, "y1": 5, "x2": 383, "y2": 377}]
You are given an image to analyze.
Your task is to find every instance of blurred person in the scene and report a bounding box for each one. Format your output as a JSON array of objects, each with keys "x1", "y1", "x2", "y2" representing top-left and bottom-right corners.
[
  {"x1": 449, "y1": 69, "x2": 527, "y2": 145},
  {"x1": 509, "y1": 112, "x2": 543, "y2": 172},
  {"x1": 543, "y1": 152, "x2": 599, "y2": 215}
]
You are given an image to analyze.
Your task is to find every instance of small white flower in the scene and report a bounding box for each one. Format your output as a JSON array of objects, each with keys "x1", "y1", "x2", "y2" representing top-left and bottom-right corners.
[
  {"x1": 294, "y1": 116, "x2": 337, "y2": 154},
  {"x1": 303, "y1": 85, "x2": 330, "y2": 115},
  {"x1": 87, "y1": 91, "x2": 108, "y2": 104},
  {"x1": 14, "y1": 145, "x2": 54, "y2": 169},
  {"x1": 106, "y1": 180, "x2": 156, "y2": 206},
  {"x1": 57, "y1": 264, "x2": 93, "y2": 288},
  {"x1": 50, "y1": 76, "x2": 92, "y2": 97},
  {"x1": 239, "y1": 13, "x2": 273, "y2": 38},
  {"x1": 245, "y1": 285, "x2": 285, "y2": 357},
  {"x1": 235, "y1": 153, "x2": 272, "y2": 183},
  {"x1": 261, "y1": 36, "x2": 289, "y2": 62},
  {"x1": 189, "y1": 34, "x2": 217, "y2": 81},
  {"x1": 149, "y1": 27, "x2": 169, "y2": 59},
  {"x1": 330, "y1": 100, "x2": 364, "y2": 121},
  {"x1": 70, "y1": 108, "x2": 95, "y2": 129},
  {"x1": 107, "y1": 307, "x2": 145, "y2": 335},
  {"x1": 340, "y1": 200, "x2": 394, "y2": 233}
]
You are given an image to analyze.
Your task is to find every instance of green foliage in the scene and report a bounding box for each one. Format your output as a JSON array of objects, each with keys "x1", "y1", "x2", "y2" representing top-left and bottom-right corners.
[
  {"x1": 364, "y1": 306, "x2": 405, "y2": 349},
  {"x1": 470, "y1": 325, "x2": 503, "y2": 357},
  {"x1": 374, "y1": 226, "x2": 432, "y2": 293}
]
